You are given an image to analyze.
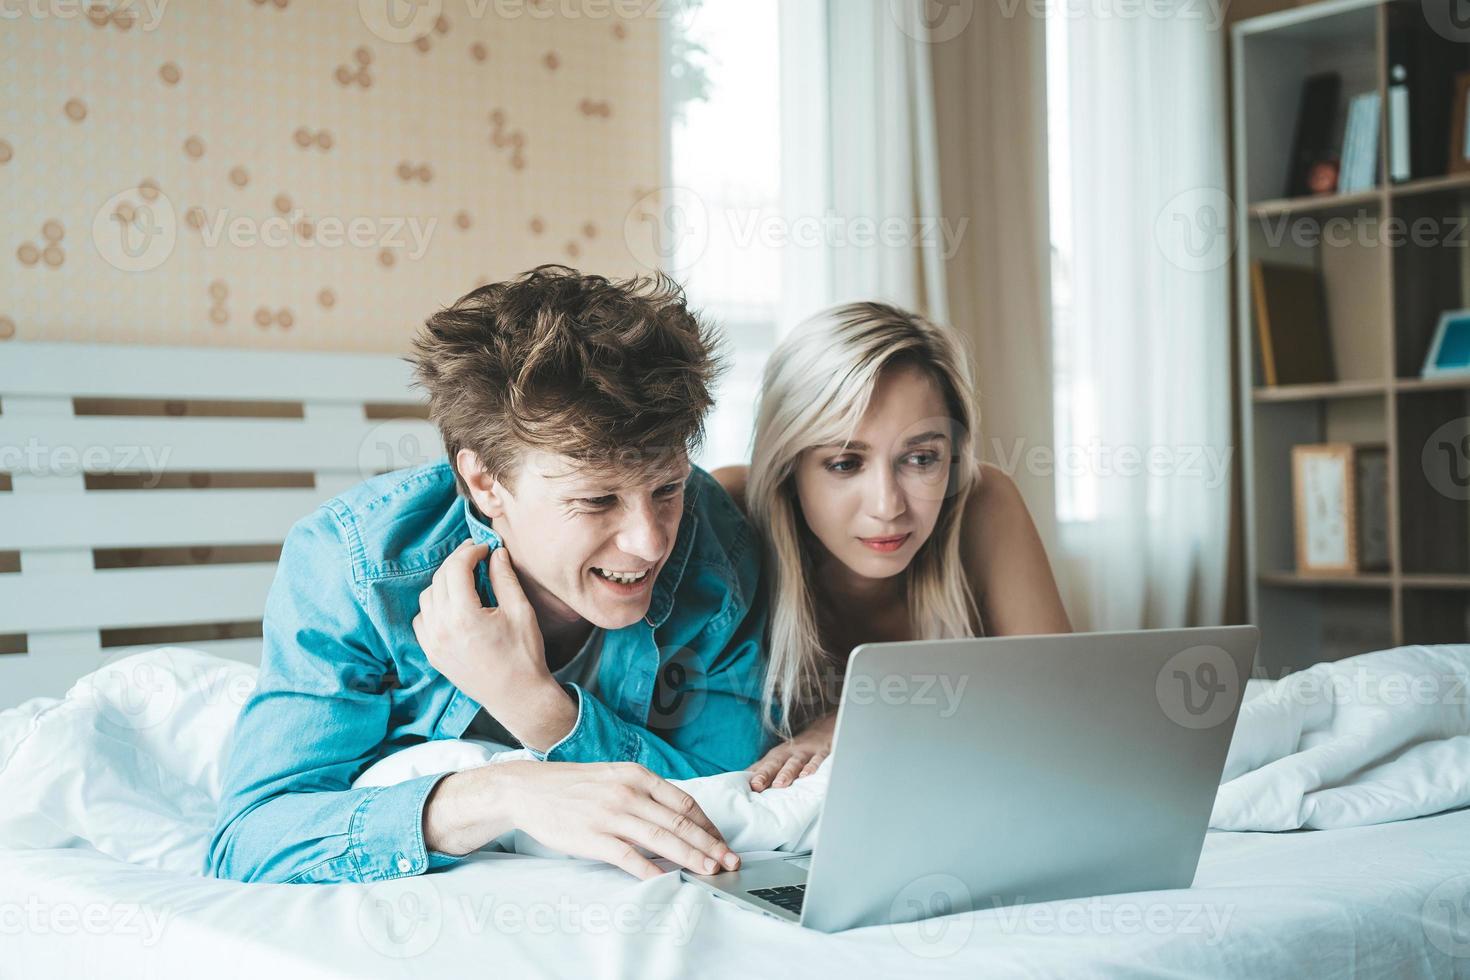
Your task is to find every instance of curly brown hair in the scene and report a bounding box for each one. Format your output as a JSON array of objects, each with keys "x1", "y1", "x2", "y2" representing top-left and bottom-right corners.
[{"x1": 409, "y1": 265, "x2": 724, "y2": 496}]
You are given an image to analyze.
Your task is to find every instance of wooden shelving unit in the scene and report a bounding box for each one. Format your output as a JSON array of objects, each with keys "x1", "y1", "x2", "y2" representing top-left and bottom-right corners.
[{"x1": 1234, "y1": 0, "x2": 1470, "y2": 671}]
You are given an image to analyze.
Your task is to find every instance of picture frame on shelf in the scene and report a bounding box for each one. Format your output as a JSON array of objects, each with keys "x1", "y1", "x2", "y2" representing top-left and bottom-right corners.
[
  {"x1": 1449, "y1": 72, "x2": 1470, "y2": 176},
  {"x1": 1291, "y1": 443, "x2": 1389, "y2": 576},
  {"x1": 1421, "y1": 309, "x2": 1470, "y2": 378}
]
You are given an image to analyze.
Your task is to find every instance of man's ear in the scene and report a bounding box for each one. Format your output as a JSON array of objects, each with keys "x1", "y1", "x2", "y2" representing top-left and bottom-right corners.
[{"x1": 455, "y1": 448, "x2": 510, "y2": 519}]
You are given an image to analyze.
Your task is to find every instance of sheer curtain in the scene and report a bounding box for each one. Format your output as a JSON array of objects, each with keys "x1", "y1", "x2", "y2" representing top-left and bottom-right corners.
[
  {"x1": 1050, "y1": 1, "x2": 1233, "y2": 630},
  {"x1": 775, "y1": 0, "x2": 949, "y2": 326}
]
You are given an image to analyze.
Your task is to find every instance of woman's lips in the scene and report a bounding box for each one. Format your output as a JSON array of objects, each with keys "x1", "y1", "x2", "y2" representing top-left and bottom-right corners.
[{"x1": 858, "y1": 533, "x2": 911, "y2": 553}]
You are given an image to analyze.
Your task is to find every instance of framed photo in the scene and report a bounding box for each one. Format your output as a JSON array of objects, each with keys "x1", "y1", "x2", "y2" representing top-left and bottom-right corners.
[
  {"x1": 1293, "y1": 445, "x2": 1355, "y2": 574},
  {"x1": 1450, "y1": 72, "x2": 1470, "y2": 176},
  {"x1": 1421, "y1": 309, "x2": 1470, "y2": 378}
]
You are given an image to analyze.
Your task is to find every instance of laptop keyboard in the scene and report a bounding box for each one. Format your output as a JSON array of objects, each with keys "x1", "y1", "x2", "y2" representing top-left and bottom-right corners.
[{"x1": 748, "y1": 884, "x2": 806, "y2": 915}]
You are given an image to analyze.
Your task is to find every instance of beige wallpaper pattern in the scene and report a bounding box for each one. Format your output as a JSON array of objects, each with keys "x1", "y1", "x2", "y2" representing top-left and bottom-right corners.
[{"x1": 0, "y1": 0, "x2": 662, "y2": 351}]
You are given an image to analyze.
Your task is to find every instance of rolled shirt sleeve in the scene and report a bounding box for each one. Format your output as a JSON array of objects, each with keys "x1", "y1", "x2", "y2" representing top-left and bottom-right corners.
[{"x1": 206, "y1": 510, "x2": 463, "y2": 884}]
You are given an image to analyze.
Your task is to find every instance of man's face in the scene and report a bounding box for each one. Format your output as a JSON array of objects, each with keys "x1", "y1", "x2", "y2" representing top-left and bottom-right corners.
[{"x1": 465, "y1": 450, "x2": 691, "y2": 631}]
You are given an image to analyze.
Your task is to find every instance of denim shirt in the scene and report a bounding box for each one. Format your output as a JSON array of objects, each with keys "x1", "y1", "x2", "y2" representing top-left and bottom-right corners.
[{"x1": 206, "y1": 459, "x2": 769, "y2": 884}]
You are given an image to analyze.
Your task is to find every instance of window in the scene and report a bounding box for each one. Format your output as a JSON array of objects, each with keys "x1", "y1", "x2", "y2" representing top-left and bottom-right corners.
[
  {"x1": 1045, "y1": 10, "x2": 1096, "y2": 523},
  {"x1": 664, "y1": 0, "x2": 783, "y2": 472}
]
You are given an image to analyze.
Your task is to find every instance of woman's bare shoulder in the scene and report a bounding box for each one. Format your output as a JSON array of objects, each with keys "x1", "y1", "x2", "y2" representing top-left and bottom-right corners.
[{"x1": 710, "y1": 464, "x2": 750, "y2": 514}]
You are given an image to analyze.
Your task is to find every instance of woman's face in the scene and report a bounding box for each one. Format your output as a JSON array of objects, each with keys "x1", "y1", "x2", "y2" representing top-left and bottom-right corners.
[{"x1": 793, "y1": 362, "x2": 955, "y2": 583}]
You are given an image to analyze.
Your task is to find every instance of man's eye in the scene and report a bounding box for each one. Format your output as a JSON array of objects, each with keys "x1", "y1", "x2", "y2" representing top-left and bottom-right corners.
[
  {"x1": 582, "y1": 495, "x2": 616, "y2": 508},
  {"x1": 655, "y1": 482, "x2": 681, "y2": 497},
  {"x1": 825, "y1": 458, "x2": 859, "y2": 474}
]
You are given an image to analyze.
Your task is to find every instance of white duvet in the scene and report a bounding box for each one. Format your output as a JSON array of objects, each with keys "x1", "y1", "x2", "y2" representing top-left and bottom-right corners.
[
  {"x1": 3, "y1": 645, "x2": 1470, "y2": 979},
  {"x1": 2, "y1": 643, "x2": 1470, "y2": 875}
]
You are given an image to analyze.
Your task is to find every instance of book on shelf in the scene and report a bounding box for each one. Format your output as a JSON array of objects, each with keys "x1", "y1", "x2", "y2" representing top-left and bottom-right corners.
[
  {"x1": 1285, "y1": 72, "x2": 1341, "y2": 198},
  {"x1": 1251, "y1": 261, "x2": 1336, "y2": 388},
  {"x1": 1338, "y1": 91, "x2": 1380, "y2": 194}
]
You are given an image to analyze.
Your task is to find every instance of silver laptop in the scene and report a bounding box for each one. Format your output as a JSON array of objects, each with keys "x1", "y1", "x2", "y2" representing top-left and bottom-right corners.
[{"x1": 682, "y1": 626, "x2": 1259, "y2": 932}]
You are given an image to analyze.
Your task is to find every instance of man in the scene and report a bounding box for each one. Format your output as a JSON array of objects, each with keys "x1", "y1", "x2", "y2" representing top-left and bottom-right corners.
[{"x1": 207, "y1": 266, "x2": 767, "y2": 884}]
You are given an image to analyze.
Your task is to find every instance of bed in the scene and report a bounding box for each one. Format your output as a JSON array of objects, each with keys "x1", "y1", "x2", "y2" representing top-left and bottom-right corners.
[{"x1": 2, "y1": 343, "x2": 1469, "y2": 979}]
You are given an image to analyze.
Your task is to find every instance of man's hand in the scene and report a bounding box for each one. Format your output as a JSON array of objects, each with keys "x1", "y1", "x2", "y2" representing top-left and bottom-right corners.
[
  {"x1": 424, "y1": 760, "x2": 743, "y2": 880},
  {"x1": 413, "y1": 540, "x2": 575, "y2": 749},
  {"x1": 748, "y1": 712, "x2": 837, "y2": 791}
]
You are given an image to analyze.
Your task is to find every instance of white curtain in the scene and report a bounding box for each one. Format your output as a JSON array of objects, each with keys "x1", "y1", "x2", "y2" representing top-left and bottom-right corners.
[
  {"x1": 1052, "y1": 0, "x2": 1232, "y2": 630},
  {"x1": 777, "y1": 0, "x2": 949, "y2": 327}
]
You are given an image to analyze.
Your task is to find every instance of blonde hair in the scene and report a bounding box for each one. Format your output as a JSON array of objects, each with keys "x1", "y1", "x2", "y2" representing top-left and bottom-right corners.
[{"x1": 748, "y1": 302, "x2": 982, "y2": 738}]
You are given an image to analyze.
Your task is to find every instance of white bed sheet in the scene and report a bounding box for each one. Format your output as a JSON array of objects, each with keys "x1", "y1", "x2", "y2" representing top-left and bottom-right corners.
[
  {"x1": 5, "y1": 646, "x2": 1470, "y2": 978},
  {"x1": 4, "y1": 808, "x2": 1470, "y2": 979}
]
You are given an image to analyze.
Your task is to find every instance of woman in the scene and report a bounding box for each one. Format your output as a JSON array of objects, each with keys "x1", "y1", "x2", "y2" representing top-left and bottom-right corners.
[{"x1": 714, "y1": 301, "x2": 1071, "y2": 792}]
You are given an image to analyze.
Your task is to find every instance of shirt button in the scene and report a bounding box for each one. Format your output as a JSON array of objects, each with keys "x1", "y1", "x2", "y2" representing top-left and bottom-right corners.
[{"x1": 396, "y1": 857, "x2": 412, "y2": 874}]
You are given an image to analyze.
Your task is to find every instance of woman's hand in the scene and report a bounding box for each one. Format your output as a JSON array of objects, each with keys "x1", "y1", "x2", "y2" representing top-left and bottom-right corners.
[{"x1": 748, "y1": 712, "x2": 837, "y2": 792}]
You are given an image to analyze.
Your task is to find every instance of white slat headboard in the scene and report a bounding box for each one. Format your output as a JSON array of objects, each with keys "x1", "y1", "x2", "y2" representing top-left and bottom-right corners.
[{"x1": 0, "y1": 342, "x2": 439, "y2": 711}]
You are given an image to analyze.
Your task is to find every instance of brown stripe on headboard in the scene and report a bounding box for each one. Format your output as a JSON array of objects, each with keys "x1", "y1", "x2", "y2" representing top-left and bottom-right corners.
[
  {"x1": 0, "y1": 634, "x2": 26, "y2": 656},
  {"x1": 364, "y1": 402, "x2": 431, "y2": 420},
  {"x1": 85, "y1": 471, "x2": 316, "y2": 491},
  {"x1": 73, "y1": 397, "x2": 305, "y2": 419},
  {"x1": 93, "y1": 544, "x2": 283, "y2": 570},
  {"x1": 100, "y1": 620, "x2": 263, "y2": 649},
  {"x1": 0, "y1": 551, "x2": 20, "y2": 574}
]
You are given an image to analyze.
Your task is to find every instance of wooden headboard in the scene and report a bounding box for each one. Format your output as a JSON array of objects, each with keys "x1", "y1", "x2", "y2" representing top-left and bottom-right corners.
[{"x1": 0, "y1": 342, "x2": 438, "y2": 711}]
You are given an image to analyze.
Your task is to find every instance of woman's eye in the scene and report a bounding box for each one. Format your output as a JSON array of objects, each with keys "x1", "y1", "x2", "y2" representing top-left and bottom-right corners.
[
  {"x1": 825, "y1": 458, "x2": 859, "y2": 474},
  {"x1": 904, "y1": 452, "x2": 941, "y2": 468}
]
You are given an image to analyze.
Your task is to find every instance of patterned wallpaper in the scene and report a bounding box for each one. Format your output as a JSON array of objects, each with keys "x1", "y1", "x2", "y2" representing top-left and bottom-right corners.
[{"x1": 0, "y1": 0, "x2": 663, "y2": 351}]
